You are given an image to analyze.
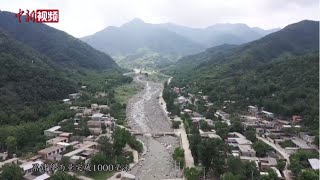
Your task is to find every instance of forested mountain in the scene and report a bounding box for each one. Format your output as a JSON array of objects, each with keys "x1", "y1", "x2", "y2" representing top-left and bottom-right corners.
[
  {"x1": 165, "y1": 20, "x2": 319, "y2": 129},
  {"x1": 0, "y1": 11, "x2": 123, "y2": 126},
  {"x1": 82, "y1": 18, "x2": 278, "y2": 69},
  {"x1": 0, "y1": 11, "x2": 118, "y2": 69},
  {"x1": 0, "y1": 29, "x2": 76, "y2": 125}
]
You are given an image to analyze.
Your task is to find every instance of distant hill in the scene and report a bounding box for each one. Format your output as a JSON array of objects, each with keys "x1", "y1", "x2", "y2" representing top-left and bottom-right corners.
[
  {"x1": 0, "y1": 11, "x2": 118, "y2": 70},
  {"x1": 165, "y1": 20, "x2": 319, "y2": 128},
  {"x1": 82, "y1": 19, "x2": 278, "y2": 69},
  {"x1": 82, "y1": 18, "x2": 204, "y2": 57},
  {"x1": 160, "y1": 23, "x2": 280, "y2": 47}
]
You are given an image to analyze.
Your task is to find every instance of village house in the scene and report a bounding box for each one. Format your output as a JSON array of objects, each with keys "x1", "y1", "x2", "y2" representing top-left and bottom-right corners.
[
  {"x1": 215, "y1": 110, "x2": 230, "y2": 120},
  {"x1": 177, "y1": 96, "x2": 188, "y2": 104},
  {"x1": 99, "y1": 105, "x2": 110, "y2": 110},
  {"x1": 24, "y1": 173, "x2": 50, "y2": 180},
  {"x1": 238, "y1": 144, "x2": 256, "y2": 157},
  {"x1": 173, "y1": 87, "x2": 180, "y2": 93},
  {"x1": 38, "y1": 145, "x2": 66, "y2": 160},
  {"x1": 183, "y1": 109, "x2": 193, "y2": 115},
  {"x1": 308, "y1": 159, "x2": 320, "y2": 170},
  {"x1": 0, "y1": 152, "x2": 8, "y2": 161},
  {"x1": 248, "y1": 105, "x2": 259, "y2": 116},
  {"x1": 69, "y1": 93, "x2": 81, "y2": 100},
  {"x1": 300, "y1": 132, "x2": 316, "y2": 144},
  {"x1": 261, "y1": 110, "x2": 274, "y2": 119},
  {"x1": 0, "y1": 158, "x2": 19, "y2": 169},
  {"x1": 199, "y1": 129, "x2": 221, "y2": 139},
  {"x1": 227, "y1": 132, "x2": 253, "y2": 147},
  {"x1": 292, "y1": 115, "x2": 302, "y2": 123},
  {"x1": 63, "y1": 141, "x2": 98, "y2": 164},
  {"x1": 44, "y1": 126, "x2": 62, "y2": 137},
  {"x1": 46, "y1": 136, "x2": 69, "y2": 145},
  {"x1": 91, "y1": 103, "x2": 99, "y2": 110},
  {"x1": 62, "y1": 99, "x2": 71, "y2": 104},
  {"x1": 19, "y1": 160, "x2": 43, "y2": 175}
]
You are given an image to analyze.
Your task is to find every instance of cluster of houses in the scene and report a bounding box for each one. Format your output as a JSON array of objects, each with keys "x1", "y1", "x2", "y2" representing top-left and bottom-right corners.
[
  {"x1": 244, "y1": 105, "x2": 317, "y2": 154},
  {"x1": 0, "y1": 122, "x2": 107, "y2": 180},
  {"x1": 71, "y1": 103, "x2": 115, "y2": 135},
  {"x1": 0, "y1": 91, "x2": 118, "y2": 180},
  {"x1": 171, "y1": 85, "x2": 319, "y2": 179}
]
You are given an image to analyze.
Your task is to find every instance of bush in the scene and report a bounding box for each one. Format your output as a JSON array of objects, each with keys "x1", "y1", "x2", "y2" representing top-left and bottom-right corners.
[{"x1": 172, "y1": 120, "x2": 181, "y2": 129}]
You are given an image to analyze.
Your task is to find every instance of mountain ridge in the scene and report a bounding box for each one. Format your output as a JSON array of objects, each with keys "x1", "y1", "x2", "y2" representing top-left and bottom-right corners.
[
  {"x1": 0, "y1": 11, "x2": 119, "y2": 70},
  {"x1": 164, "y1": 20, "x2": 319, "y2": 128}
]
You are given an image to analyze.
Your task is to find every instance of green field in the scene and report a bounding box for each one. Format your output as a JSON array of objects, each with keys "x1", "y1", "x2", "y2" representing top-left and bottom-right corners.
[
  {"x1": 143, "y1": 73, "x2": 170, "y2": 83},
  {"x1": 114, "y1": 82, "x2": 144, "y2": 104}
]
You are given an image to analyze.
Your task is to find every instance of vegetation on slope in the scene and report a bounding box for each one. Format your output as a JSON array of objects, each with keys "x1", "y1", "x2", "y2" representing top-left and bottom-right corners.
[
  {"x1": 164, "y1": 20, "x2": 319, "y2": 131},
  {"x1": 0, "y1": 11, "x2": 118, "y2": 69}
]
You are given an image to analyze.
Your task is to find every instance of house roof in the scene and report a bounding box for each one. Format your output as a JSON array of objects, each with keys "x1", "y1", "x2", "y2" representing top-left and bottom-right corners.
[
  {"x1": 46, "y1": 137, "x2": 68, "y2": 144},
  {"x1": 238, "y1": 144, "x2": 255, "y2": 153},
  {"x1": 20, "y1": 160, "x2": 43, "y2": 171},
  {"x1": 34, "y1": 173, "x2": 50, "y2": 180},
  {"x1": 248, "y1": 105, "x2": 258, "y2": 109},
  {"x1": 92, "y1": 113, "x2": 104, "y2": 118},
  {"x1": 261, "y1": 110, "x2": 273, "y2": 115},
  {"x1": 38, "y1": 145, "x2": 64, "y2": 154},
  {"x1": 45, "y1": 126, "x2": 61, "y2": 132},
  {"x1": 308, "y1": 159, "x2": 320, "y2": 170}
]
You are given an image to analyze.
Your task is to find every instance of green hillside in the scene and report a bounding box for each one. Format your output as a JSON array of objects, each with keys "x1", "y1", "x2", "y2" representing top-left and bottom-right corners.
[
  {"x1": 165, "y1": 20, "x2": 319, "y2": 129},
  {"x1": 0, "y1": 30, "x2": 76, "y2": 125},
  {"x1": 0, "y1": 11, "x2": 118, "y2": 70}
]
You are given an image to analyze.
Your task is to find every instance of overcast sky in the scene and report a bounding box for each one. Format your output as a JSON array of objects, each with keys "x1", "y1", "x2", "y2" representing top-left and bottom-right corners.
[{"x1": 1, "y1": 0, "x2": 319, "y2": 37}]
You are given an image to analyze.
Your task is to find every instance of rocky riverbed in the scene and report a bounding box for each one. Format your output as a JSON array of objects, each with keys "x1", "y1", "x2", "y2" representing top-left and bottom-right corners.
[{"x1": 126, "y1": 75, "x2": 181, "y2": 180}]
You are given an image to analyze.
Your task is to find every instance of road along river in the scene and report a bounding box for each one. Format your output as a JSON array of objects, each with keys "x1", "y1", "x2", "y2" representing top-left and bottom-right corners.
[{"x1": 126, "y1": 75, "x2": 182, "y2": 180}]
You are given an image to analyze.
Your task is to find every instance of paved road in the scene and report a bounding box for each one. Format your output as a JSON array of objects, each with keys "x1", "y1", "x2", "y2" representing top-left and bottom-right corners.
[{"x1": 127, "y1": 75, "x2": 181, "y2": 180}]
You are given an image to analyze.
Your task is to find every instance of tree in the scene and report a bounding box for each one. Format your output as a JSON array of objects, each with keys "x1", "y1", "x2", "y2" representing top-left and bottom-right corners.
[
  {"x1": 230, "y1": 120, "x2": 244, "y2": 133},
  {"x1": 0, "y1": 164, "x2": 24, "y2": 180},
  {"x1": 112, "y1": 128, "x2": 131, "y2": 155},
  {"x1": 173, "y1": 148, "x2": 184, "y2": 168},
  {"x1": 172, "y1": 121, "x2": 181, "y2": 129},
  {"x1": 199, "y1": 120, "x2": 209, "y2": 131},
  {"x1": 276, "y1": 159, "x2": 286, "y2": 171},
  {"x1": 90, "y1": 153, "x2": 107, "y2": 169},
  {"x1": 50, "y1": 171, "x2": 79, "y2": 180},
  {"x1": 242, "y1": 161, "x2": 260, "y2": 180},
  {"x1": 97, "y1": 136, "x2": 114, "y2": 157},
  {"x1": 244, "y1": 128, "x2": 257, "y2": 142},
  {"x1": 215, "y1": 122, "x2": 229, "y2": 140},
  {"x1": 221, "y1": 172, "x2": 237, "y2": 180},
  {"x1": 252, "y1": 140, "x2": 271, "y2": 157},
  {"x1": 198, "y1": 138, "x2": 226, "y2": 175},
  {"x1": 184, "y1": 167, "x2": 200, "y2": 180},
  {"x1": 5, "y1": 136, "x2": 17, "y2": 157},
  {"x1": 298, "y1": 169, "x2": 319, "y2": 180},
  {"x1": 58, "y1": 157, "x2": 70, "y2": 169},
  {"x1": 225, "y1": 156, "x2": 243, "y2": 175},
  {"x1": 101, "y1": 123, "x2": 107, "y2": 134},
  {"x1": 260, "y1": 169, "x2": 279, "y2": 180}
]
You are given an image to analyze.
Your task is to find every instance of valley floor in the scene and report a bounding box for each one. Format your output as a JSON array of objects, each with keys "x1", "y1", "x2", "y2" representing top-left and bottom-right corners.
[{"x1": 126, "y1": 75, "x2": 181, "y2": 180}]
